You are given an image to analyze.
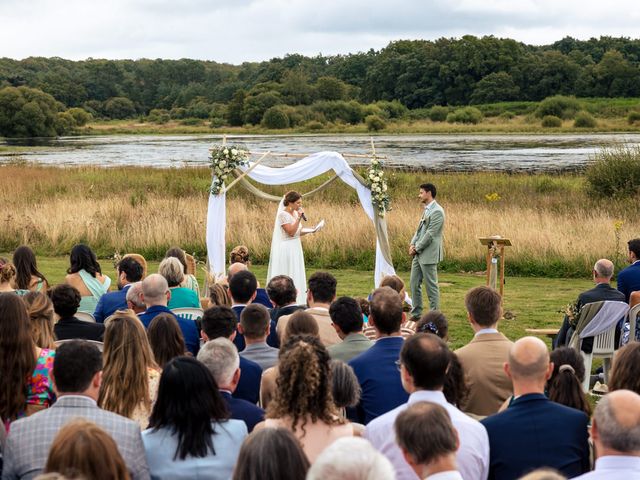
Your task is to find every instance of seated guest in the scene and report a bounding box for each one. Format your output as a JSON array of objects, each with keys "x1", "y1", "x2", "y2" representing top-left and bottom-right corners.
[
  {"x1": 125, "y1": 281, "x2": 146, "y2": 314},
  {"x1": 142, "y1": 357, "x2": 247, "y2": 479},
  {"x1": 481, "y1": 337, "x2": 590, "y2": 480},
  {"x1": 277, "y1": 272, "x2": 341, "y2": 347},
  {"x1": 229, "y1": 246, "x2": 271, "y2": 308},
  {"x1": 239, "y1": 304, "x2": 279, "y2": 370},
  {"x1": 365, "y1": 333, "x2": 488, "y2": 480},
  {"x1": 138, "y1": 274, "x2": 199, "y2": 356},
  {"x1": 197, "y1": 338, "x2": 265, "y2": 432},
  {"x1": 2, "y1": 340, "x2": 149, "y2": 480},
  {"x1": 259, "y1": 335, "x2": 353, "y2": 462},
  {"x1": 414, "y1": 311, "x2": 469, "y2": 408},
  {"x1": 208, "y1": 282, "x2": 231, "y2": 307},
  {"x1": 0, "y1": 293, "x2": 56, "y2": 429},
  {"x1": 229, "y1": 270, "x2": 278, "y2": 350},
  {"x1": 64, "y1": 244, "x2": 111, "y2": 314},
  {"x1": 574, "y1": 389, "x2": 640, "y2": 479},
  {"x1": 547, "y1": 347, "x2": 591, "y2": 416},
  {"x1": 378, "y1": 274, "x2": 415, "y2": 334},
  {"x1": 260, "y1": 310, "x2": 321, "y2": 409},
  {"x1": 328, "y1": 296, "x2": 373, "y2": 362},
  {"x1": 330, "y1": 360, "x2": 361, "y2": 417},
  {"x1": 555, "y1": 259, "x2": 625, "y2": 348},
  {"x1": 158, "y1": 257, "x2": 200, "y2": 309},
  {"x1": 608, "y1": 341, "x2": 640, "y2": 394},
  {"x1": 12, "y1": 246, "x2": 48, "y2": 293},
  {"x1": 307, "y1": 437, "x2": 395, "y2": 480},
  {"x1": 23, "y1": 291, "x2": 56, "y2": 350},
  {"x1": 455, "y1": 286, "x2": 513, "y2": 416},
  {"x1": 0, "y1": 259, "x2": 28, "y2": 295},
  {"x1": 200, "y1": 305, "x2": 262, "y2": 405},
  {"x1": 618, "y1": 239, "x2": 640, "y2": 303},
  {"x1": 266, "y1": 275, "x2": 303, "y2": 323},
  {"x1": 165, "y1": 246, "x2": 199, "y2": 294},
  {"x1": 349, "y1": 287, "x2": 408, "y2": 424},
  {"x1": 51, "y1": 284, "x2": 105, "y2": 341},
  {"x1": 43, "y1": 419, "x2": 130, "y2": 480},
  {"x1": 147, "y1": 313, "x2": 188, "y2": 368},
  {"x1": 93, "y1": 256, "x2": 144, "y2": 323},
  {"x1": 232, "y1": 428, "x2": 309, "y2": 480},
  {"x1": 98, "y1": 310, "x2": 161, "y2": 429},
  {"x1": 395, "y1": 402, "x2": 463, "y2": 480}
]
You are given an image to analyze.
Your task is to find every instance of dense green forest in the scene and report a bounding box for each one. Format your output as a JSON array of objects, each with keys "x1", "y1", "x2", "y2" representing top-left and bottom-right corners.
[{"x1": 2, "y1": 35, "x2": 640, "y2": 136}]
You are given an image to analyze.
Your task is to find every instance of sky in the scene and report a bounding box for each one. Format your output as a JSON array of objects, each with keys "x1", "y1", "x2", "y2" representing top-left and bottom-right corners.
[{"x1": 1, "y1": 0, "x2": 640, "y2": 64}]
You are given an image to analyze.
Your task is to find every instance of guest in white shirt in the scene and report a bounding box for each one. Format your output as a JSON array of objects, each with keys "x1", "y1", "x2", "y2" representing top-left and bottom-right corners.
[
  {"x1": 395, "y1": 401, "x2": 463, "y2": 480},
  {"x1": 365, "y1": 333, "x2": 489, "y2": 480},
  {"x1": 575, "y1": 389, "x2": 640, "y2": 479}
]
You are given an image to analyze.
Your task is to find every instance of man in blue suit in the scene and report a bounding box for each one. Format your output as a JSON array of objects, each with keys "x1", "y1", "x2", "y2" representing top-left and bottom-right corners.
[
  {"x1": 200, "y1": 305, "x2": 263, "y2": 405},
  {"x1": 481, "y1": 336, "x2": 590, "y2": 480},
  {"x1": 93, "y1": 256, "x2": 144, "y2": 323},
  {"x1": 618, "y1": 238, "x2": 640, "y2": 303},
  {"x1": 349, "y1": 287, "x2": 408, "y2": 425},
  {"x1": 229, "y1": 270, "x2": 279, "y2": 350},
  {"x1": 137, "y1": 274, "x2": 200, "y2": 356},
  {"x1": 198, "y1": 338, "x2": 264, "y2": 432}
]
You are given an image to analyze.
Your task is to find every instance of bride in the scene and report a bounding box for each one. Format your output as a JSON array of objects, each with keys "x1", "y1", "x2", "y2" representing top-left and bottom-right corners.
[{"x1": 267, "y1": 191, "x2": 316, "y2": 305}]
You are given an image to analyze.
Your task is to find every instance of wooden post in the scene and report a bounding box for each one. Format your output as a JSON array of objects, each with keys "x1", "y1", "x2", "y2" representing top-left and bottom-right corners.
[{"x1": 479, "y1": 237, "x2": 512, "y2": 301}]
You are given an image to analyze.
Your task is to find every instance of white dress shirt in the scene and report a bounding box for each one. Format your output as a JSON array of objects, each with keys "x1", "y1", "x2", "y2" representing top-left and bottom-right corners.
[
  {"x1": 429, "y1": 472, "x2": 464, "y2": 480},
  {"x1": 574, "y1": 455, "x2": 640, "y2": 479},
  {"x1": 364, "y1": 390, "x2": 489, "y2": 480}
]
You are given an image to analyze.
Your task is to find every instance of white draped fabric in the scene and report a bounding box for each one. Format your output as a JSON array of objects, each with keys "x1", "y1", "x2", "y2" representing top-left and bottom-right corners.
[{"x1": 206, "y1": 151, "x2": 396, "y2": 286}]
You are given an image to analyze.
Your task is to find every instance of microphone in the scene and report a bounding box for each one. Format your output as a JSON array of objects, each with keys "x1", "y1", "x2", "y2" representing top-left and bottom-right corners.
[{"x1": 300, "y1": 211, "x2": 307, "y2": 222}]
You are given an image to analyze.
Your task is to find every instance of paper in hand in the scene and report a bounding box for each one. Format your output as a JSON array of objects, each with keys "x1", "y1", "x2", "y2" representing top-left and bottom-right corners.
[{"x1": 301, "y1": 219, "x2": 325, "y2": 234}]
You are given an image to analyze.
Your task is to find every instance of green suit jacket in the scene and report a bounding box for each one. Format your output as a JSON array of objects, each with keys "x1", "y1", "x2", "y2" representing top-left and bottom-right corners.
[{"x1": 411, "y1": 201, "x2": 445, "y2": 264}]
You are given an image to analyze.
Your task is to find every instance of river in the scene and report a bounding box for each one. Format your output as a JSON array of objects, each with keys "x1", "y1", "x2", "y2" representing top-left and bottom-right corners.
[{"x1": 2, "y1": 133, "x2": 640, "y2": 172}]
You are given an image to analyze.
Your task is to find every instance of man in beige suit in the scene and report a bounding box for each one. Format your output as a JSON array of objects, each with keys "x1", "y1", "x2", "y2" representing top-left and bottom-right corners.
[
  {"x1": 455, "y1": 286, "x2": 513, "y2": 417},
  {"x1": 277, "y1": 271, "x2": 341, "y2": 347}
]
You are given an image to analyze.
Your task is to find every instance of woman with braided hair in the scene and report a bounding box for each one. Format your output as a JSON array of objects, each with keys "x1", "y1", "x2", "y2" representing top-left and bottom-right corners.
[{"x1": 258, "y1": 334, "x2": 353, "y2": 462}]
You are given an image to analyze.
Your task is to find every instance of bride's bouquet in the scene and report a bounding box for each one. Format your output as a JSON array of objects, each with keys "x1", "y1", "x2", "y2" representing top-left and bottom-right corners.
[{"x1": 208, "y1": 144, "x2": 249, "y2": 195}]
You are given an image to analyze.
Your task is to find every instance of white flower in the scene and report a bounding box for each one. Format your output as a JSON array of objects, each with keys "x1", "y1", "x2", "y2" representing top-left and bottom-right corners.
[
  {"x1": 223, "y1": 148, "x2": 229, "y2": 155},
  {"x1": 383, "y1": 184, "x2": 388, "y2": 191},
  {"x1": 369, "y1": 173, "x2": 375, "y2": 180},
  {"x1": 373, "y1": 176, "x2": 379, "y2": 182},
  {"x1": 219, "y1": 160, "x2": 226, "y2": 167},
  {"x1": 231, "y1": 148, "x2": 238, "y2": 155},
  {"x1": 221, "y1": 174, "x2": 227, "y2": 180}
]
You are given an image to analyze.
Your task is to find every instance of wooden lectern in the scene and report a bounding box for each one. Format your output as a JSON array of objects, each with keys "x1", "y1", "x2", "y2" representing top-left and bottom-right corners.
[{"x1": 479, "y1": 236, "x2": 512, "y2": 299}]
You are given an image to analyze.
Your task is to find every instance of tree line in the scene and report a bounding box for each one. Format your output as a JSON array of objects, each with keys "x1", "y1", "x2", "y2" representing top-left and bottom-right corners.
[{"x1": 2, "y1": 35, "x2": 640, "y2": 136}]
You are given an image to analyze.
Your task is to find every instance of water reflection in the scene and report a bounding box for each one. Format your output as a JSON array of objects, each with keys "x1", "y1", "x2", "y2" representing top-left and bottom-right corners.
[{"x1": 2, "y1": 133, "x2": 640, "y2": 172}]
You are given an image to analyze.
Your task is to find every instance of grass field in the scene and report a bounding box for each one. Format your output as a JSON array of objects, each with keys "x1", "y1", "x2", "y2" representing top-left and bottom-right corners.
[
  {"x1": 2, "y1": 255, "x2": 594, "y2": 350},
  {"x1": 1, "y1": 165, "x2": 638, "y2": 278}
]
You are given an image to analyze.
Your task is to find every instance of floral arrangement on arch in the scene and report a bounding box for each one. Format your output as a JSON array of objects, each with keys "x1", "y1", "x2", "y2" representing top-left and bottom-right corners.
[
  {"x1": 367, "y1": 155, "x2": 390, "y2": 217},
  {"x1": 208, "y1": 144, "x2": 249, "y2": 195}
]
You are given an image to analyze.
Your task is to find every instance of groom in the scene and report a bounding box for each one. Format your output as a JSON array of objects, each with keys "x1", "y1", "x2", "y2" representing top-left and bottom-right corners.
[{"x1": 409, "y1": 183, "x2": 445, "y2": 318}]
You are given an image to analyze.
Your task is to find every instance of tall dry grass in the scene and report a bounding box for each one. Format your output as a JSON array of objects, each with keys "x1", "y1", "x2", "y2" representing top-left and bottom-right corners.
[{"x1": 1, "y1": 164, "x2": 638, "y2": 276}]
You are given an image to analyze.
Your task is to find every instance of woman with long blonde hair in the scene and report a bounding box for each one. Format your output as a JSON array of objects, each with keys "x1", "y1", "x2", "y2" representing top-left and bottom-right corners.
[
  {"x1": 98, "y1": 310, "x2": 160, "y2": 428},
  {"x1": 260, "y1": 334, "x2": 352, "y2": 462},
  {"x1": 22, "y1": 291, "x2": 56, "y2": 350}
]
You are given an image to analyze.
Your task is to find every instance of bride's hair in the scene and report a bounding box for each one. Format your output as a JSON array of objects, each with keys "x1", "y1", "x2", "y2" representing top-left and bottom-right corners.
[{"x1": 283, "y1": 191, "x2": 301, "y2": 206}]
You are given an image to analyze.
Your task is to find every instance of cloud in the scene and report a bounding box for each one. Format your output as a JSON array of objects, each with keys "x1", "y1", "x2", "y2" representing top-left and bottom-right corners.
[{"x1": 0, "y1": 0, "x2": 639, "y2": 63}]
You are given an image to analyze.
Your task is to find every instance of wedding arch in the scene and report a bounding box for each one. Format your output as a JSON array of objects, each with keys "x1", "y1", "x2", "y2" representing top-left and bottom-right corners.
[{"x1": 206, "y1": 141, "x2": 396, "y2": 287}]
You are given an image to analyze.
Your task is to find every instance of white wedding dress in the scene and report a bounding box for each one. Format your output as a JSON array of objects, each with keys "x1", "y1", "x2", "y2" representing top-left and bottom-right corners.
[{"x1": 267, "y1": 201, "x2": 307, "y2": 305}]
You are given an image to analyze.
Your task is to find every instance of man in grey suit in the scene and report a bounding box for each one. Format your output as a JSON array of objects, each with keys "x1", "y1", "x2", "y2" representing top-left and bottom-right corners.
[
  {"x1": 2, "y1": 341, "x2": 150, "y2": 480},
  {"x1": 239, "y1": 304, "x2": 279, "y2": 370},
  {"x1": 409, "y1": 183, "x2": 445, "y2": 318},
  {"x1": 328, "y1": 296, "x2": 373, "y2": 362}
]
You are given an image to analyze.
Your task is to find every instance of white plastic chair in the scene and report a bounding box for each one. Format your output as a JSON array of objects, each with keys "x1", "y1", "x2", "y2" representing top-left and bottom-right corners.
[
  {"x1": 626, "y1": 303, "x2": 640, "y2": 345},
  {"x1": 580, "y1": 323, "x2": 617, "y2": 392},
  {"x1": 75, "y1": 311, "x2": 96, "y2": 323},
  {"x1": 172, "y1": 307, "x2": 204, "y2": 322}
]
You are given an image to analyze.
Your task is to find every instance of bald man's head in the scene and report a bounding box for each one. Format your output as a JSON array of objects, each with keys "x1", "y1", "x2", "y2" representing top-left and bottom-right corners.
[
  {"x1": 594, "y1": 390, "x2": 640, "y2": 454},
  {"x1": 142, "y1": 273, "x2": 169, "y2": 306},
  {"x1": 508, "y1": 337, "x2": 550, "y2": 381},
  {"x1": 594, "y1": 258, "x2": 614, "y2": 280},
  {"x1": 228, "y1": 262, "x2": 248, "y2": 279}
]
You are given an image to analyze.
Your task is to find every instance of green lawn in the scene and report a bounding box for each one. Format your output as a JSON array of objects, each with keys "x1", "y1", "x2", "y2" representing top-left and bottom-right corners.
[{"x1": 9, "y1": 255, "x2": 595, "y2": 350}]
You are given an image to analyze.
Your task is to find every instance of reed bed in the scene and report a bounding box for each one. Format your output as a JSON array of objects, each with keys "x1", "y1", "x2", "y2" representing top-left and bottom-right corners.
[{"x1": 1, "y1": 164, "x2": 638, "y2": 277}]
